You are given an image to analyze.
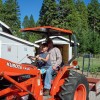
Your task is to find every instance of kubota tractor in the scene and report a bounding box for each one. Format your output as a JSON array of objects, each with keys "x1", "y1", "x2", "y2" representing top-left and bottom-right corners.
[{"x1": 0, "y1": 26, "x2": 90, "y2": 100}]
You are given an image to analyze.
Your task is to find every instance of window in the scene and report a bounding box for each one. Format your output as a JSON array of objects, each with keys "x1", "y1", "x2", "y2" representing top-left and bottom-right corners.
[
  {"x1": 24, "y1": 47, "x2": 27, "y2": 51},
  {"x1": 8, "y1": 46, "x2": 11, "y2": 52}
]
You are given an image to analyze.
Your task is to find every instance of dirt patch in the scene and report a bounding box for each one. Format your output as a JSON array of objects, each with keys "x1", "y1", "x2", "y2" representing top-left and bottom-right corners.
[{"x1": 89, "y1": 91, "x2": 100, "y2": 100}]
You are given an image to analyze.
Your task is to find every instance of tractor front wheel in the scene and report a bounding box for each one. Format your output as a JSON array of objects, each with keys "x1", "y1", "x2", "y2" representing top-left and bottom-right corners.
[{"x1": 59, "y1": 71, "x2": 89, "y2": 100}]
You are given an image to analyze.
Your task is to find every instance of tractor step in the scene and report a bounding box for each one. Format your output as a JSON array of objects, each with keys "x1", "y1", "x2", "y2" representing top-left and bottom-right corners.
[
  {"x1": 43, "y1": 96, "x2": 52, "y2": 100},
  {"x1": 43, "y1": 95, "x2": 50, "y2": 99}
]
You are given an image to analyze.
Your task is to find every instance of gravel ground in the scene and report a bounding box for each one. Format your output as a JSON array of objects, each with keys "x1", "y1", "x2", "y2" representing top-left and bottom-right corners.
[
  {"x1": 43, "y1": 92, "x2": 100, "y2": 100},
  {"x1": 89, "y1": 91, "x2": 100, "y2": 100}
]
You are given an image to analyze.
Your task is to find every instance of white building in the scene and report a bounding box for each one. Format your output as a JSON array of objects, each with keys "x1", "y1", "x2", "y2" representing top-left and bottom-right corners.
[
  {"x1": 0, "y1": 21, "x2": 39, "y2": 64},
  {"x1": 35, "y1": 36, "x2": 73, "y2": 64}
]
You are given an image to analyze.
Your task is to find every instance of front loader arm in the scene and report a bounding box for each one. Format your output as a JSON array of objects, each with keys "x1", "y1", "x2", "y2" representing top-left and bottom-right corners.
[{"x1": 0, "y1": 58, "x2": 43, "y2": 100}]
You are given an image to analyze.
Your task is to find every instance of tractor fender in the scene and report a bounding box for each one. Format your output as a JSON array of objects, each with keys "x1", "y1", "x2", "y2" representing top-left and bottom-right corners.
[{"x1": 50, "y1": 66, "x2": 70, "y2": 96}]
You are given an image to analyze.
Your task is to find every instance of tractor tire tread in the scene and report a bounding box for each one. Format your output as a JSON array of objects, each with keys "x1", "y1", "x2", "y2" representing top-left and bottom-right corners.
[{"x1": 59, "y1": 71, "x2": 89, "y2": 100}]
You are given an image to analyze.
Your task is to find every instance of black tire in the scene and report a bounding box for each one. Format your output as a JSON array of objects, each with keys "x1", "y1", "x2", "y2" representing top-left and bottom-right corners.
[{"x1": 59, "y1": 70, "x2": 89, "y2": 100}]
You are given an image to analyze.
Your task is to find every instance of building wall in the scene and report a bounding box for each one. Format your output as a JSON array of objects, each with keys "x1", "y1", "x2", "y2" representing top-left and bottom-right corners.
[
  {"x1": 54, "y1": 44, "x2": 72, "y2": 64},
  {"x1": 52, "y1": 38, "x2": 72, "y2": 62},
  {"x1": 0, "y1": 34, "x2": 35, "y2": 64}
]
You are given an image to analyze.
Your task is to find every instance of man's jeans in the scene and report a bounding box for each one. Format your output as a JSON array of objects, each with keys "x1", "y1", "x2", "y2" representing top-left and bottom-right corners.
[{"x1": 44, "y1": 66, "x2": 53, "y2": 89}]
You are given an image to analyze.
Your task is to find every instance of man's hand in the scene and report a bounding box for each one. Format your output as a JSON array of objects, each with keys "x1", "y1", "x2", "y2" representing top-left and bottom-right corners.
[{"x1": 52, "y1": 66, "x2": 57, "y2": 70}]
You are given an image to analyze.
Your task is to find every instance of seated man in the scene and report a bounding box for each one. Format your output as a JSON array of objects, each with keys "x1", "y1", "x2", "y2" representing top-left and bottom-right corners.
[{"x1": 43, "y1": 39, "x2": 62, "y2": 96}]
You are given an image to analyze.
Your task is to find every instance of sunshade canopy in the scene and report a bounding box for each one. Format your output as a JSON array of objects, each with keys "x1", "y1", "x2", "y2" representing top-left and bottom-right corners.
[{"x1": 20, "y1": 26, "x2": 73, "y2": 36}]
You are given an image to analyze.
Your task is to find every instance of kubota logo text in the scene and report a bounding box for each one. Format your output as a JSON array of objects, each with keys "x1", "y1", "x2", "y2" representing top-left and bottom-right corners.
[{"x1": 7, "y1": 62, "x2": 22, "y2": 69}]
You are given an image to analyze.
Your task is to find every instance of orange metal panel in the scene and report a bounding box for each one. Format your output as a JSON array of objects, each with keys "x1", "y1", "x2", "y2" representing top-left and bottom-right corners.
[
  {"x1": 87, "y1": 78, "x2": 100, "y2": 84},
  {"x1": 0, "y1": 58, "x2": 43, "y2": 99},
  {"x1": 50, "y1": 66, "x2": 70, "y2": 96},
  {"x1": 0, "y1": 58, "x2": 40, "y2": 76},
  {"x1": 20, "y1": 26, "x2": 73, "y2": 35}
]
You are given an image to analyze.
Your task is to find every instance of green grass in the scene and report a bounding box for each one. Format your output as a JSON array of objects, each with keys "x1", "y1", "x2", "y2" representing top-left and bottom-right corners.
[{"x1": 77, "y1": 57, "x2": 100, "y2": 73}]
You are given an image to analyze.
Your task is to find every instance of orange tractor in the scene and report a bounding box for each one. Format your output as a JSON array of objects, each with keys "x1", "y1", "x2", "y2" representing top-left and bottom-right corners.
[{"x1": 0, "y1": 26, "x2": 99, "y2": 100}]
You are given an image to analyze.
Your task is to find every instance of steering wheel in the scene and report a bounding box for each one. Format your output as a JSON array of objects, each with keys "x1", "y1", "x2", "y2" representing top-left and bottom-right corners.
[{"x1": 27, "y1": 55, "x2": 37, "y2": 66}]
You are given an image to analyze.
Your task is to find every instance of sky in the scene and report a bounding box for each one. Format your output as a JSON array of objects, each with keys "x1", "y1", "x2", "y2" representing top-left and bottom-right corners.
[
  {"x1": 4, "y1": 0, "x2": 100, "y2": 23},
  {"x1": 18, "y1": 0, "x2": 43, "y2": 23},
  {"x1": 18, "y1": 0, "x2": 92, "y2": 23}
]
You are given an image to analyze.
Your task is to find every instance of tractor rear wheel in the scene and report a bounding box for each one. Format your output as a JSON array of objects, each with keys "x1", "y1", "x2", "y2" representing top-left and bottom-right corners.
[{"x1": 59, "y1": 71, "x2": 89, "y2": 100}]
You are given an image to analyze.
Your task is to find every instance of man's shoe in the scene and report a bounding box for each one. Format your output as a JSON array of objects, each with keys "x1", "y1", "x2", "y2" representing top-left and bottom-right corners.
[{"x1": 43, "y1": 89, "x2": 50, "y2": 96}]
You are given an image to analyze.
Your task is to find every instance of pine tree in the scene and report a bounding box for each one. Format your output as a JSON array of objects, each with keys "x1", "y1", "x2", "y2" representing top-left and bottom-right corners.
[
  {"x1": 87, "y1": 0, "x2": 100, "y2": 53},
  {"x1": 75, "y1": 0, "x2": 88, "y2": 31},
  {"x1": 22, "y1": 15, "x2": 30, "y2": 28},
  {"x1": 22, "y1": 15, "x2": 30, "y2": 40},
  {"x1": 39, "y1": 0, "x2": 58, "y2": 26},
  {"x1": 88, "y1": 0, "x2": 100, "y2": 33},
  {"x1": 58, "y1": 0, "x2": 81, "y2": 33},
  {"x1": 75, "y1": 0, "x2": 89, "y2": 53},
  {"x1": 3, "y1": 0, "x2": 21, "y2": 36},
  {"x1": 29, "y1": 15, "x2": 35, "y2": 27},
  {"x1": 0, "y1": 0, "x2": 3, "y2": 21},
  {"x1": 22, "y1": 15, "x2": 35, "y2": 28},
  {"x1": 28, "y1": 15, "x2": 41, "y2": 42},
  {"x1": 22, "y1": 15, "x2": 42, "y2": 42},
  {"x1": 36, "y1": 20, "x2": 40, "y2": 26}
]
